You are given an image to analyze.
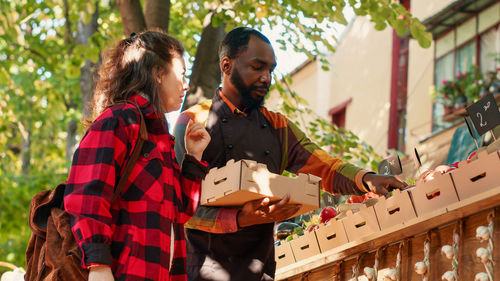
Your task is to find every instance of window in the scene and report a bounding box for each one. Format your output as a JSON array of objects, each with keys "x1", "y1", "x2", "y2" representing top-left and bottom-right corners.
[
  {"x1": 329, "y1": 98, "x2": 352, "y2": 128},
  {"x1": 432, "y1": 2, "x2": 500, "y2": 132},
  {"x1": 480, "y1": 28, "x2": 500, "y2": 74}
]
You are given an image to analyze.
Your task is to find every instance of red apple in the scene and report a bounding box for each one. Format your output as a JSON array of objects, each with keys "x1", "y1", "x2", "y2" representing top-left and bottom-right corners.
[{"x1": 319, "y1": 206, "x2": 338, "y2": 224}]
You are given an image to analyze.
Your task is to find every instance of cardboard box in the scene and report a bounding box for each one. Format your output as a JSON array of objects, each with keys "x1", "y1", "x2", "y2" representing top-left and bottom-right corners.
[
  {"x1": 314, "y1": 219, "x2": 349, "y2": 252},
  {"x1": 289, "y1": 231, "x2": 321, "y2": 262},
  {"x1": 451, "y1": 150, "x2": 500, "y2": 201},
  {"x1": 374, "y1": 189, "x2": 417, "y2": 230},
  {"x1": 201, "y1": 159, "x2": 321, "y2": 217},
  {"x1": 409, "y1": 172, "x2": 459, "y2": 217},
  {"x1": 342, "y1": 204, "x2": 380, "y2": 242},
  {"x1": 275, "y1": 240, "x2": 296, "y2": 268}
]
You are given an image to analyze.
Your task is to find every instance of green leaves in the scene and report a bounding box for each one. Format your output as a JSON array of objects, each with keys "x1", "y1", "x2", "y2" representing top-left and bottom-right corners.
[
  {"x1": 0, "y1": 0, "x2": 434, "y2": 269},
  {"x1": 348, "y1": 0, "x2": 432, "y2": 48},
  {"x1": 409, "y1": 19, "x2": 432, "y2": 48},
  {"x1": 273, "y1": 73, "x2": 382, "y2": 171}
]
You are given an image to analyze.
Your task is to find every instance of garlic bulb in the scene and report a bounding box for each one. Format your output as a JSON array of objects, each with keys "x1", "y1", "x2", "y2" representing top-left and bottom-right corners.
[
  {"x1": 414, "y1": 261, "x2": 427, "y2": 275},
  {"x1": 441, "y1": 270, "x2": 456, "y2": 281},
  {"x1": 476, "y1": 247, "x2": 489, "y2": 263},
  {"x1": 364, "y1": 267, "x2": 375, "y2": 280},
  {"x1": 476, "y1": 226, "x2": 490, "y2": 241},
  {"x1": 0, "y1": 268, "x2": 25, "y2": 281},
  {"x1": 383, "y1": 268, "x2": 397, "y2": 281},
  {"x1": 474, "y1": 272, "x2": 489, "y2": 281},
  {"x1": 441, "y1": 245, "x2": 454, "y2": 259}
]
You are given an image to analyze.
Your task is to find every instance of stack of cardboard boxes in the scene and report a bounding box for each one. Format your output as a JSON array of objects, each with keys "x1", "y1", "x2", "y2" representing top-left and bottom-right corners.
[{"x1": 199, "y1": 148, "x2": 500, "y2": 269}]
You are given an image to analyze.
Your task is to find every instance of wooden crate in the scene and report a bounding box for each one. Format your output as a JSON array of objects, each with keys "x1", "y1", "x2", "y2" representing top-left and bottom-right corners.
[
  {"x1": 201, "y1": 159, "x2": 320, "y2": 218},
  {"x1": 275, "y1": 241, "x2": 296, "y2": 269},
  {"x1": 409, "y1": 172, "x2": 459, "y2": 217},
  {"x1": 276, "y1": 186, "x2": 500, "y2": 281},
  {"x1": 451, "y1": 150, "x2": 500, "y2": 201},
  {"x1": 315, "y1": 219, "x2": 349, "y2": 253},
  {"x1": 374, "y1": 189, "x2": 417, "y2": 230},
  {"x1": 289, "y1": 231, "x2": 322, "y2": 262},
  {"x1": 342, "y1": 204, "x2": 380, "y2": 242}
]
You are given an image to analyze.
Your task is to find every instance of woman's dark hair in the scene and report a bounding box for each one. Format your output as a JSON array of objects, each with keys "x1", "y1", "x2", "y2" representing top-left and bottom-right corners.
[
  {"x1": 218, "y1": 27, "x2": 271, "y2": 61},
  {"x1": 91, "y1": 30, "x2": 184, "y2": 119}
]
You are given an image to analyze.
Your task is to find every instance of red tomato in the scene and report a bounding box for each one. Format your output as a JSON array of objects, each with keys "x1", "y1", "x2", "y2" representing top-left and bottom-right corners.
[
  {"x1": 346, "y1": 195, "x2": 365, "y2": 204},
  {"x1": 346, "y1": 192, "x2": 380, "y2": 204}
]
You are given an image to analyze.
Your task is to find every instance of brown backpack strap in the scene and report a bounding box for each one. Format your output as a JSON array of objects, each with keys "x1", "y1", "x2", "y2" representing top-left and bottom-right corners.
[{"x1": 112, "y1": 102, "x2": 148, "y2": 203}]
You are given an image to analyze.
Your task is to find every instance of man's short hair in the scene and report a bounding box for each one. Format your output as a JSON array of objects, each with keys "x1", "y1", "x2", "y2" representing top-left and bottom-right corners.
[{"x1": 218, "y1": 27, "x2": 271, "y2": 61}]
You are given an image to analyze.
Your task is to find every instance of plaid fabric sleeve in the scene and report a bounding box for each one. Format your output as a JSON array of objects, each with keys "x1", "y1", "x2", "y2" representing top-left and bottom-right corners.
[
  {"x1": 261, "y1": 108, "x2": 369, "y2": 196},
  {"x1": 176, "y1": 153, "x2": 209, "y2": 223},
  {"x1": 64, "y1": 113, "x2": 134, "y2": 268}
]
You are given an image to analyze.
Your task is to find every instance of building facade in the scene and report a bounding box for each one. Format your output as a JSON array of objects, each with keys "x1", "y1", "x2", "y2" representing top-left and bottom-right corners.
[{"x1": 269, "y1": 0, "x2": 500, "y2": 165}]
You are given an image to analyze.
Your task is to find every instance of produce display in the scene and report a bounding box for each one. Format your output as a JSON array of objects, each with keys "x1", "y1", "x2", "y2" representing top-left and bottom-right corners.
[{"x1": 274, "y1": 143, "x2": 500, "y2": 280}]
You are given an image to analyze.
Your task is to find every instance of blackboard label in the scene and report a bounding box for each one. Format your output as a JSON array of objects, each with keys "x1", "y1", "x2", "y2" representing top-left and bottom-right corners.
[
  {"x1": 378, "y1": 154, "x2": 402, "y2": 175},
  {"x1": 466, "y1": 93, "x2": 500, "y2": 136}
]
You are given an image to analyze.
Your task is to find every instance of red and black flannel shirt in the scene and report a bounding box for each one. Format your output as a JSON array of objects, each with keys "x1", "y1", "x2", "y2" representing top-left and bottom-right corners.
[{"x1": 64, "y1": 94, "x2": 208, "y2": 281}]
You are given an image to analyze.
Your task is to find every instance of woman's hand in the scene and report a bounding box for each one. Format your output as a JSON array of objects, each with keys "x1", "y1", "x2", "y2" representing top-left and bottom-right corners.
[
  {"x1": 88, "y1": 265, "x2": 114, "y2": 281},
  {"x1": 184, "y1": 120, "x2": 211, "y2": 161}
]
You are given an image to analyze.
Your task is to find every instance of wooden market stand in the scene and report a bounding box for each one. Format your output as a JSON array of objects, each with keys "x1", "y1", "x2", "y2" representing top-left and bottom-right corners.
[
  {"x1": 276, "y1": 183, "x2": 500, "y2": 281},
  {"x1": 276, "y1": 95, "x2": 500, "y2": 281}
]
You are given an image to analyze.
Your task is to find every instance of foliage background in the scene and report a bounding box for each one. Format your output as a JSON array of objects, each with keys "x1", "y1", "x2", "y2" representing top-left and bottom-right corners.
[{"x1": 0, "y1": 0, "x2": 430, "y2": 270}]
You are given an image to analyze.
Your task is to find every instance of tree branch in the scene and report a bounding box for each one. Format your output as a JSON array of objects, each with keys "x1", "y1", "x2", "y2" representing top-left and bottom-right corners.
[{"x1": 62, "y1": 0, "x2": 72, "y2": 45}]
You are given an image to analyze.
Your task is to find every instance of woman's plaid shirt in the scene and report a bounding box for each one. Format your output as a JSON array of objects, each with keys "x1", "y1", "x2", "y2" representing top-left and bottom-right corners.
[{"x1": 64, "y1": 95, "x2": 208, "y2": 281}]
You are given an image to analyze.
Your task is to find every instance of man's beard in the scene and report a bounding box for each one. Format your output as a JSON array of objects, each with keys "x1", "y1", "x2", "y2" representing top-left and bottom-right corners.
[{"x1": 230, "y1": 67, "x2": 267, "y2": 110}]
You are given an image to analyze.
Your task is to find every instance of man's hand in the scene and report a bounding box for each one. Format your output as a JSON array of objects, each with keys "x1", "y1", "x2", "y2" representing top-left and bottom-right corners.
[
  {"x1": 362, "y1": 173, "x2": 408, "y2": 197},
  {"x1": 237, "y1": 194, "x2": 301, "y2": 228},
  {"x1": 185, "y1": 120, "x2": 211, "y2": 161},
  {"x1": 89, "y1": 265, "x2": 114, "y2": 281}
]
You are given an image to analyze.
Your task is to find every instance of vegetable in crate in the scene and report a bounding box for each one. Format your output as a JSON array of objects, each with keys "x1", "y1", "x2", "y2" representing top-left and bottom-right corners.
[{"x1": 276, "y1": 222, "x2": 302, "y2": 240}]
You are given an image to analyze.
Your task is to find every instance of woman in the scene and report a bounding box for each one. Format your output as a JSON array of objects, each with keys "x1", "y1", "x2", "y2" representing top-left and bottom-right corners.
[{"x1": 64, "y1": 30, "x2": 210, "y2": 281}]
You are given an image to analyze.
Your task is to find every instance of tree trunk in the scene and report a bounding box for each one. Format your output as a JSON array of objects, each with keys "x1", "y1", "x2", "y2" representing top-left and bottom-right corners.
[
  {"x1": 182, "y1": 16, "x2": 226, "y2": 110},
  {"x1": 144, "y1": 0, "x2": 170, "y2": 32},
  {"x1": 64, "y1": 2, "x2": 99, "y2": 162},
  {"x1": 117, "y1": 0, "x2": 147, "y2": 36},
  {"x1": 66, "y1": 119, "x2": 78, "y2": 163},
  {"x1": 17, "y1": 121, "x2": 31, "y2": 174},
  {"x1": 78, "y1": 3, "x2": 99, "y2": 121}
]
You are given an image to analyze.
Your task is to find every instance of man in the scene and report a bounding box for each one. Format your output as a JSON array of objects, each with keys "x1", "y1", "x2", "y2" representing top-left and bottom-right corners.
[{"x1": 174, "y1": 27, "x2": 406, "y2": 281}]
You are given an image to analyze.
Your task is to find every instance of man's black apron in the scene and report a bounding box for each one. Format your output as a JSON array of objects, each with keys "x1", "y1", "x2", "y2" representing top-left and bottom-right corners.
[{"x1": 186, "y1": 94, "x2": 283, "y2": 281}]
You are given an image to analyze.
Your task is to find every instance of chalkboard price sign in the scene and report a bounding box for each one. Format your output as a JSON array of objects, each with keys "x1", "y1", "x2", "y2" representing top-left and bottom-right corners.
[
  {"x1": 377, "y1": 154, "x2": 402, "y2": 175},
  {"x1": 465, "y1": 93, "x2": 500, "y2": 136}
]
